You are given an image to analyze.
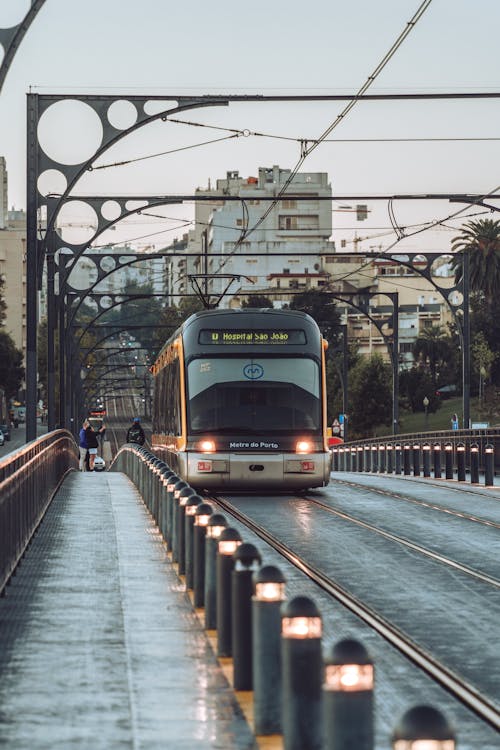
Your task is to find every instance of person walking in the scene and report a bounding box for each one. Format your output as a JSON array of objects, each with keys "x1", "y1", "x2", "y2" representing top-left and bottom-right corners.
[
  {"x1": 85, "y1": 422, "x2": 100, "y2": 471},
  {"x1": 126, "y1": 417, "x2": 145, "y2": 446},
  {"x1": 79, "y1": 419, "x2": 89, "y2": 471}
]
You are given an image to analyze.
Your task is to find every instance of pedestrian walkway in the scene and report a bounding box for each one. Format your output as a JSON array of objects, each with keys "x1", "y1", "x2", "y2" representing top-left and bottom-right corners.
[{"x1": 0, "y1": 471, "x2": 256, "y2": 749}]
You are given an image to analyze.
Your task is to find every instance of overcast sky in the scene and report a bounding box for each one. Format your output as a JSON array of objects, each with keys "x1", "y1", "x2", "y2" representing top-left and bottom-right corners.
[{"x1": 1, "y1": 0, "x2": 500, "y2": 252}]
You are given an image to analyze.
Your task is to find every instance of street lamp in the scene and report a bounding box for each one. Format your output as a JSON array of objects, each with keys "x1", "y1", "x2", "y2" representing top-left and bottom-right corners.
[{"x1": 423, "y1": 395, "x2": 429, "y2": 431}]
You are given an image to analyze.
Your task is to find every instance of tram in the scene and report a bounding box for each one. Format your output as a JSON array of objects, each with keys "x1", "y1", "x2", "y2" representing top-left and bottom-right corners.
[{"x1": 151, "y1": 308, "x2": 332, "y2": 490}]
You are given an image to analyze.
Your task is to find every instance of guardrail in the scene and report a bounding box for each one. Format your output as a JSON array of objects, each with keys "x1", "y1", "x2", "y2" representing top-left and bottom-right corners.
[
  {"x1": 332, "y1": 429, "x2": 499, "y2": 484},
  {"x1": 0, "y1": 430, "x2": 78, "y2": 593}
]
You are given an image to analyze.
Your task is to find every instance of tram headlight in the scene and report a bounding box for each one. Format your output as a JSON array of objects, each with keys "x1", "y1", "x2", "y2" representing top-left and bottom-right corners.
[
  {"x1": 199, "y1": 439, "x2": 216, "y2": 453},
  {"x1": 295, "y1": 439, "x2": 313, "y2": 454}
]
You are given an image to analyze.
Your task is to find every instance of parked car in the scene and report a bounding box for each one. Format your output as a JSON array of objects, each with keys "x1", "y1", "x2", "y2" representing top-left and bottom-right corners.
[
  {"x1": 0, "y1": 429, "x2": 5, "y2": 446},
  {"x1": 93, "y1": 455, "x2": 106, "y2": 472},
  {"x1": 0, "y1": 423, "x2": 11, "y2": 440},
  {"x1": 435, "y1": 384, "x2": 458, "y2": 399}
]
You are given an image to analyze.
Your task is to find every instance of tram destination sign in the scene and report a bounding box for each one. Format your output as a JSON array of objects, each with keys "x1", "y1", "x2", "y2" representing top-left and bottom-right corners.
[{"x1": 199, "y1": 329, "x2": 306, "y2": 345}]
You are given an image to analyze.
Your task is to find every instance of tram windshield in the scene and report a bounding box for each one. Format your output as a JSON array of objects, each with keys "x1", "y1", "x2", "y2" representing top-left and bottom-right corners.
[{"x1": 187, "y1": 357, "x2": 321, "y2": 434}]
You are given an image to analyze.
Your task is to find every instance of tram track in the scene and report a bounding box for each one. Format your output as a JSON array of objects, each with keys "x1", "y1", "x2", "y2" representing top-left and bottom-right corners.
[
  {"x1": 331, "y1": 476, "x2": 500, "y2": 530},
  {"x1": 212, "y1": 494, "x2": 500, "y2": 733}
]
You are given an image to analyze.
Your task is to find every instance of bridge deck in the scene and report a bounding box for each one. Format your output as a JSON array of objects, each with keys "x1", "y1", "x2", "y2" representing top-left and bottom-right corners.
[{"x1": 0, "y1": 471, "x2": 255, "y2": 749}]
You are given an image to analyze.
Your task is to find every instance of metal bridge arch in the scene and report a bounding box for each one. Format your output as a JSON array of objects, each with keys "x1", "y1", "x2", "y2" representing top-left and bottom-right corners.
[{"x1": 0, "y1": 1, "x2": 46, "y2": 93}]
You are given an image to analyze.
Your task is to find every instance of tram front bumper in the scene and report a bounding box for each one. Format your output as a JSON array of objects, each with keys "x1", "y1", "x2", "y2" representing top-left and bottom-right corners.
[{"x1": 187, "y1": 452, "x2": 330, "y2": 489}]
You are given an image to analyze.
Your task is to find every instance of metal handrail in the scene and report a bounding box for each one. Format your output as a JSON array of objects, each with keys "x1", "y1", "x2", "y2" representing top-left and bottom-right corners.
[{"x1": 0, "y1": 430, "x2": 78, "y2": 593}]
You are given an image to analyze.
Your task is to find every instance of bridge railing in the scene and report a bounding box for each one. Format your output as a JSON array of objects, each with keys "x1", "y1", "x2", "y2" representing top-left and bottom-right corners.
[
  {"x1": 0, "y1": 430, "x2": 78, "y2": 593},
  {"x1": 332, "y1": 428, "x2": 500, "y2": 482}
]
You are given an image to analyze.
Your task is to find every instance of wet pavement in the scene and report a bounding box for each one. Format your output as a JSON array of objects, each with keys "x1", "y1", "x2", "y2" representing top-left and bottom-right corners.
[{"x1": 0, "y1": 471, "x2": 257, "y2": 749}]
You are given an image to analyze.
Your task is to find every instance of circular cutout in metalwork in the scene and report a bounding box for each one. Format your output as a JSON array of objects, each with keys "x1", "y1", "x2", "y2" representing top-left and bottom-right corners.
[
  {"x1": 125, "y1": 199, "x2": 149, "y2": 212},
  {"x1": 55, "y1": 200, "x2": 99, "y2": 244},
  {"x1": 100, "y1": 256, "x2": 116, "y2": 273},
  {"x1": 99, "y1": 295, "x2": 113, "y2": 310},
  {"x1": 37, "y1": 169, "x2": 68, "y2": 197},
  {"x1": 0, "y1": 3, "x2": 30, "y2": 26},
  {"x1": 100, "y1": 200, "x2": 122, "y2": 222},
  {"x1": 107, "y1": 100, "x2": 138, "y2": 130},
  {"x1": 65, "y1": 256, "x2": 99, "y2": 291},
  {"x1": 430, "y1": 254, "x2": 454, "y2": 279},
  {"x1": 38, "y1": 100, "x2": 103, "y2": 165},
  {"x1": 448, "y1": 289, "x2": 463, "y2": 307},
  {"x1": 411, "y1": 254, "x2": 428, "y2": 270}
]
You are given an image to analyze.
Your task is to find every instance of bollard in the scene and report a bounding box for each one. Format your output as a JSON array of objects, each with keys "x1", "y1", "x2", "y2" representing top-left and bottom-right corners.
[
  {"x1": 338, "y1": 447, "x2": 345, "y2": 472},
  {"x1": 433, "y1": 443, "x2": 441, "y2": 479},
  {"x1": 332, "y1": 447, "x2": 339, "y2": 472},
  {"x1": 232, "y1": 543, "x2": 262, "y2": 690},
  {"x1": 193, "y1": 502, "x2": 213, "y2": 607},
  {"x1": 422, "y1": 443, "x2": 431, "y2": 477},
  {"x1": 281, "y1": 596, "x2": 323, "y2": 750},
  {"x1": 364, "y1": 445, "x2": 371, "y2": 472},
  {"x1": 159, "y1": 467, "x2": 175, "y2": 541},
  {"x1": 216, "y1": 527, "x2": 242, "y2": 656},
  {"x1": 371, "y1": 445, "x2": 378, "y2": 473},
  {"x1": 394, "y1": 443, "x2": 402, "y2": 475},
  {"x1": 412, "y1": 443, "x2": 421, "y2": 476},
  {"x1": 386, "y1": 444, "x2": 393, "y2": 473},
  {"x1": 444, "y1": 442, "x2": 453, "y2": 480},
  {"x1": 165, "y1": 474, "x2": 180, "y2": 550},
  {"x1": 204, "y1": 514, "x2": 228, "y2": 629},
  {"x1": 184, "y1": 494, "x2": 203, "y2": 589},
  {"x1": 345, "y1": 446, "x2": 351, "y2": 472},
  {"x1": 171, "y1": 479, "x2": 189, "y2": 562},
  {"x1": 485, "y1": 443, "x2": 494, "y2": 486},
  {"x1": 323, "y1": 639, "x2": 374, "y2": 750},
  {"x1": 392, "y1": 704, "x2": 455, "y2": 749},
  {"x1": 470, "y1": 443, "x2": 479, "y2": 484},
  {"x1": 350, "y1": 446, "x2": 357, "y2": 472},
  {"x1": 378, "y1": 443, "x2": 386, "y2": 474},
  {"x1": 252, "y1": 565, "x2": 286, "y2": 735},
  {"x1": 177, "y1": 486, "x2": 197, "y2": 575},
  {"x1": 456, "y1": 442, "x2": 466, "y2": 481},
  {"x1": 357, "y1": 446, "x2": 364, "y2": 472},
  {"x1": 403, "y1": 443, "x2": 411, "y2": 475}
]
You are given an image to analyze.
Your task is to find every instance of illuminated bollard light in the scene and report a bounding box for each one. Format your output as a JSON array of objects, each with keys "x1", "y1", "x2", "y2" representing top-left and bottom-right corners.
[
  {"x1": 193, "y1": 502, "x2": 213, "y2": 607},
  {"x1": 433, "y1": 443, "x2": 441, "y2": 479},
  {"x1": 412, "y1": 443, "x2": 421, "y2": 477},
  {"x1": 357, "y1": 445, "x2": 364, "y2": 472},
  {"x1": 184, "y1": 494, "x2": 203, "y2": 589},
  {"x1": 403, "y1": 443, "x2": 411, "y2": 475},
  {"x1": 323, "y1": 638, "x2": 374, "y2": 750},
  {"x1": 484, "y1": 443, "x2": 494, "y2": 486},
  {"x1": 177, "y1": 486, "x2": 197, "y2": 575},
  {"x1": 469, "y1": 443, "x2": 479, "y2": 484},
  {"x1": 232, "y1": 543, "x2": 261, "y2": 690},
  {"x1": 395, "y1": 443, "x2": 402, "y2": 475},
  {"x1": 392, "y1": 704, "x2": 455, "y2": 750},
  {"x1": 386, "y1": 443, "x2": 393, "y2": 473},
  {"x1": 345, "y1": 446, "x2": 351, "y2": 472},
  {"x1": 204, "y1": 513, "x2": 228, "y2": 629},
  {"x1": 444, "y1": 442, "x2": 453, "y2": 480},
  {"x1": 339, "y1": 447, "x2": 345, "y2": 472},
  {"x1": 151, "y1": 459, "x2": 163, "y2": 520},
  {"x1": 252, "y1": 565, "x2": 286, "y2": 736},
  {"x1": 171, "y1": 479, "x2": 188, "y2": 562},
  {"x1": 332, "y1": 447, "x2": 339, "y2": 472},
  {"x1": 350, "y1": 446, "x2": 357, "y2": 472},
  {"x1": 371, "y1": 445, "x2": 378, "y2": 473},
  {"x1": 456, "y1": 442, "x2": 466, "y2": 481},
  {"x1": 422, "y1": 443, "x2": 431, "y2": 478},
  {"x1": 216, "y1": 527, "x2": 242, "y2": 656},
  {"x1": 281, "y1": 596, "x2": 323, "y2": 750},
  {"x1": 364, "y1": 444, "x2": 371, "y2": 472}
]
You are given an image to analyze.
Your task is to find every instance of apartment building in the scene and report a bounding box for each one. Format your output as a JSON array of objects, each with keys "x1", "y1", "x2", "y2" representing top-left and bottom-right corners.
[{"x1": 0, "y1": 208, "x2": 27, "y2": 355}]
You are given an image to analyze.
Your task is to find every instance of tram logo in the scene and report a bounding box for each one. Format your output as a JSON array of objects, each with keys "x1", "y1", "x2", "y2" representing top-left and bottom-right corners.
[{"x1": 243, "y1": 363, "x2": 264, "y2": 380}]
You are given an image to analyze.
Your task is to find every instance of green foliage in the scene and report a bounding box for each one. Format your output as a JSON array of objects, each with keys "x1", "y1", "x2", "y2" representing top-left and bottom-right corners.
[
  {"x1": 348, "y1": 354, "x2": 393, "y2": 438},
  {"x1": 241, "y1": 295, "x2": 274, "y2": 308},
  {"x1": 289, "y1": 289, "x2": 340, "y2": 346},
  {"x1": 0, "y1": 275, "x2": 7, "y2": 328},
  {"x1": 412, "y1": 326, "x2": 456, "y2": 386},
  {"x1": 0, "y1": 331, "x2": 24, "y2": 398},
  {"x1": 399, "y1": 369, "x2": 440, "y2": 413},
  {"x1": 451, "y1": 218, "x2": 500, "y2": 299}
]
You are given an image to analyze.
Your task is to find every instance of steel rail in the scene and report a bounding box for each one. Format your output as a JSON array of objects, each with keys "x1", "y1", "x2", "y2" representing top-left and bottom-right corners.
[{"x1": 213, "y1": 495, "x2": 500, "y2": 732}]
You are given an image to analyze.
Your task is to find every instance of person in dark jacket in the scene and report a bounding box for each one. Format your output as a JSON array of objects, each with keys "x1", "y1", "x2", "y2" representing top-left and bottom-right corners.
[
  {"x1": 85, "y1": 423, "x2": 100, "y2": 471},
  {"x1": 126, "y1": 417, "x2": 145, "y2": 445},
  {"x1": 79, "y1": 419, "x2": 89, "y2": 471}
]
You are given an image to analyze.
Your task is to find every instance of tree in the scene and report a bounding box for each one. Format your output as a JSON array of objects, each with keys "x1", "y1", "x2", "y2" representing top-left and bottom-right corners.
[
  {"x1": 289, "y1": 289, "x2": 340, "y2": 346},
  {"x1": 0, "y1": 274, "x2": 7, "y2": 327},
  {"x1": 348, "y1": 354, "x2": 393, "y2": 438},
  {"x1": 412, "y1": 326, "x2": 454, "y2": 386},
  {"x1": 399, "y1": 369, "x2": 439, "y2": 414},
  {"x1": 0, "y1": 331, "x2": 24, "y2": 399},
  {"x1": 241, "y1": 295, "x2": 274, "y2": 308},
  {"x1": 451, "y1": 218, "x2": 500, "y2": 299}
]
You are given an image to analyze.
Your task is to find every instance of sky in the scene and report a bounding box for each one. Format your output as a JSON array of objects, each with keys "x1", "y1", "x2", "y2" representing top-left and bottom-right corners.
[{"x1": 1, "y1": 0, "x2": 500, "y2": 254}]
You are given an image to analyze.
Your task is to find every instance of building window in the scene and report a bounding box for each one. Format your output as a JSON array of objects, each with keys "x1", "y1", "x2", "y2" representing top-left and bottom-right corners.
[
  {"x1": 281, "y1": 199, "x2": 297, "y2": 209},
  {"x1": 279, "y1": 216, "x2": 298, "y2": 230}
]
